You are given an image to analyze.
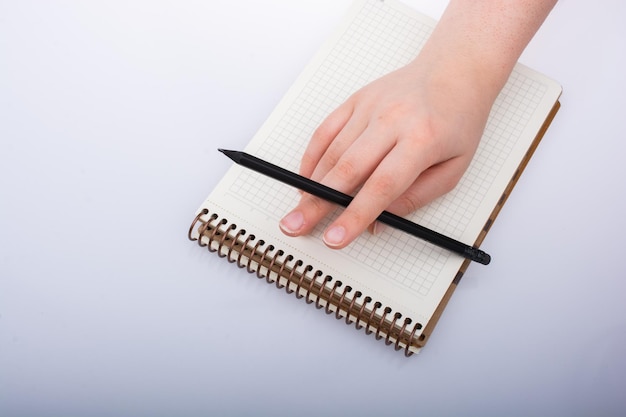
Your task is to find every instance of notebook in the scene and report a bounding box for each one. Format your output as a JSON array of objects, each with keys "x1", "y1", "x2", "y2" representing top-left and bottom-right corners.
[{"x1": 188, "y1": 0, "x2": 562, "y2": 355}]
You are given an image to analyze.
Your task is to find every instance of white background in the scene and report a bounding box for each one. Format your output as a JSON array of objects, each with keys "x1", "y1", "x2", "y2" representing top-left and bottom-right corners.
[{"x1": 1, "y1": 1, "x2": 625, "y2": 416}]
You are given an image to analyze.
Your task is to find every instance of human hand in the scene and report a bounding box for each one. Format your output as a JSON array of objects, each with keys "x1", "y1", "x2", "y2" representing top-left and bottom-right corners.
[
  {"x1": 277, "y1": 0, "x2": 557, "y2": 250},
  {"x1": 279, "y1": 56, "x2": 495, "y2": 249}
]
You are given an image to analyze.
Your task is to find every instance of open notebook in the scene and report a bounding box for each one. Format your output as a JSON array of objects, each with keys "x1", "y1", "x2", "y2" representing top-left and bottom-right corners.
[{"x1": 188, "y1": 0, "x2": 562, "y2": 355}]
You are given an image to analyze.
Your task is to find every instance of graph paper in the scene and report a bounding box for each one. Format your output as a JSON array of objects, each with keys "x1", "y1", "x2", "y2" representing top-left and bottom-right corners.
[{"x1": 205, "y1": 0, "x2": 561, "y2": 326}]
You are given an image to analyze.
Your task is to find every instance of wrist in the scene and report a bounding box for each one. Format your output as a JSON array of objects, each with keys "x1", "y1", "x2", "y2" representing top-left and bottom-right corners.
[{"x1": 405, "y1": 49, "x2": 502, "y2": 118}]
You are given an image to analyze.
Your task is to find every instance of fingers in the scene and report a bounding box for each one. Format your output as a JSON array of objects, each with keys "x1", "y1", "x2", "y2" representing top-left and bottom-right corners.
[
  {"x1": 299, "y1": 101, "x2": 355, "y2": 179},
  {"x1": 280, "y1": 123, "x2": 397, "y2": 238},
  {"x1": 283, "y1": 144, "x2": 471, "y2": 250},
  {"x1": 384, "y1": 156, "x2": 470, "y2": 217},
  {"x1": 368, "y1": 156, "x2": 471, "y2": 235},
  {"x1": 308, "y1": 107, "x2": 370, "y2": 183},
  {"x1": 321, "y1": 141, "x2": 436, "y2": 248}
]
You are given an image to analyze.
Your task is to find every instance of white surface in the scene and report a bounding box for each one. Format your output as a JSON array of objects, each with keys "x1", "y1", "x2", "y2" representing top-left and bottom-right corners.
[{"x1": 1, "y1": 1, "x2": 625, "y2": 416}]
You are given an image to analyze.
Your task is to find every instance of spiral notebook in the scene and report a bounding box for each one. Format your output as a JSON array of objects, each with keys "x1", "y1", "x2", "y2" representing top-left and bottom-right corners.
[{"x1": 188, "y1": 0, "x2": 562, "y2": 355}]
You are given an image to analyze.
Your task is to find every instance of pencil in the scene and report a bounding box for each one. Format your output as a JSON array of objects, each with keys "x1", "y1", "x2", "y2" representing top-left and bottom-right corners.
[{"x1": 219, "y1": 149, "x2": 491, "y2": 265}]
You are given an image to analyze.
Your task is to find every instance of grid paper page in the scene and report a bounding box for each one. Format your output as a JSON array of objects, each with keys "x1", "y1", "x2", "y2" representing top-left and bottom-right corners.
[{"x1": 205, "y1": 0, "x2": 561, "y2": 325}]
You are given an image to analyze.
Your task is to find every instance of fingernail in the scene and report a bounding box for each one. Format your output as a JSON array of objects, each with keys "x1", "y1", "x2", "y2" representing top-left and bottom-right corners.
[
  {"x1": 372, "y1": 221, "x2": 387, "y2": 236},
  {"x1": 323, "y1": 225, "x2": 346, "y2": 247},
  {"x1": 279, "y1": 211, "x2": 304, "y2": 235}
]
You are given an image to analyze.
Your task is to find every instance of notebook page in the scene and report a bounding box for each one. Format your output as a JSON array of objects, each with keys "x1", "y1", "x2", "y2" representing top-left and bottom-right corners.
[{"x1": 203, "y1": 0, "x2": 562, "y2": 331}]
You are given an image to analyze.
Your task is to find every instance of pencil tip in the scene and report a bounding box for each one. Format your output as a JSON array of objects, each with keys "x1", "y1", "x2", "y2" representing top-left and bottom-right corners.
[{"x1": 218, "y1": 148, "x2": 241, "y2": 163}]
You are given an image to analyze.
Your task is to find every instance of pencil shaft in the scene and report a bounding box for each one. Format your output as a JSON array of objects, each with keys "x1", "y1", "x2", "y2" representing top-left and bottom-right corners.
[{"x1": 219, "y1": 149, "x2": 490, "y2": 265}]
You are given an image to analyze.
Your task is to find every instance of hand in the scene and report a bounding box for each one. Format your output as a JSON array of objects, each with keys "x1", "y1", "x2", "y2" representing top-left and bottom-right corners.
[
  {"x1": 278, "y1": 0, "x2": 557, "y2": 249},
  {"x1": 279, "y1": 57, "x2": 494, "y2": 249}
]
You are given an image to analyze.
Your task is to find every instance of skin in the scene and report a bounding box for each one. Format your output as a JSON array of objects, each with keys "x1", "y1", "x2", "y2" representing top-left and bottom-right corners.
[{"x1": 279, "y1": 0, "x2": 558, "y2": 249}]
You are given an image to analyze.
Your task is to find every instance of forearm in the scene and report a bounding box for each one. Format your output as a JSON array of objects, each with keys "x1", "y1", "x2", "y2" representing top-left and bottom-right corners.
[{"x1": 413, "y1": 0, "x2": 558, "y2": 103}]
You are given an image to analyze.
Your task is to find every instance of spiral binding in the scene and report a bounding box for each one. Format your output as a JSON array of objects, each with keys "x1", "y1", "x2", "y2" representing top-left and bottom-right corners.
[{"x1": 188, "y1": 208, "x2": 424, "y2": 356}]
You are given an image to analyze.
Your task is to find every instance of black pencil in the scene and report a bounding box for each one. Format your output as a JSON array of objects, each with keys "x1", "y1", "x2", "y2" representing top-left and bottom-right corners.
[{"x1": 219, "y1": 149, "x2": 491, "y2": 265}]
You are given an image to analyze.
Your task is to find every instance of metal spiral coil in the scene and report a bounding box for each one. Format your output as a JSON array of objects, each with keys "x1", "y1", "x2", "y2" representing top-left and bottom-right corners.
[{"x1": 189, "y1": 209, "x2": 423, "y2": 356}]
